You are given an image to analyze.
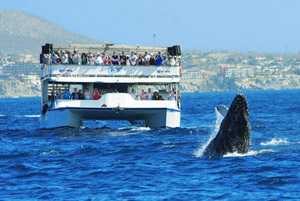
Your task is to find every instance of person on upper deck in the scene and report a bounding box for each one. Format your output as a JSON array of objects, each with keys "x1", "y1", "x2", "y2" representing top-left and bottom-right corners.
[
  {"x1": 68, "y1": 52, "x2": 73, "y2": 65},
  {"x1": 174, "y1": 56, "x2": 179, "y2": 66},
  {"x1": 81, "y1": 53, "x2": 87, "y2": 65},
  {"x1": 139, "y1": 89, "x2": 147, "y2": 100},
  {"x1": 155, "y1": 52, "x2": 163, "y2": 66},
  {"x1": 102, "y1": 53, "x2": 112, "y2": 65},
  {"x1": 129, "y1": 52, "x2": 138, "y2": 66},
  {"x1": 95, "y1": 53, "x2": 103, "y2": 65},
  {"x1": 144, "y1": 52, "x2": 150, "y2": 66},
  {"x1": 111, "y1": 52, "x2": 119, "y2": 65},
  {"x1": 149, "y1": 53, "x2": 156, "y2": 65},
  {"x1": 72, "y1": 50, "x2": 81, "y2": 65},
  {"x1": 63, "y1": 87, "x2": 71, "y2": 99},
  {"x1": 61, "y1": 50, "x2": 69, "y2": 64},
  {"x1": 120, "y1": 52, "x2": 127, "y2": 65},
  {"x1": 167, "y1": 54, "x2": 175, "y2": 66},
  {"x1": 137, "y1": 54, "x2": 145, "y2": 65},
  {"x1": 88, "y1": 53, "x2": 95, "y2": 65},
  {"x1": 51, "y1": 52, "x2": 60, "y2": 64}
]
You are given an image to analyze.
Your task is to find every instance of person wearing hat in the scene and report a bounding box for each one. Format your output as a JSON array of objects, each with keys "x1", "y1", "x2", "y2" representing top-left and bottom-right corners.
[
  {"x1": 88, "y1": 53, "x2": 95, "y2": 65},
  {"x1": 72, "y1": 50, "x2": 81, "y2": 65},
  {"x1": 61, "y1": 50, "x2": 69, "y2": 64},
  {"x1": 95, "y1": 53, "x2": 103, "y2": 65},
  {"x1": 152, "y1": 91, "x2": 164, "y2": 100},
  {"x1": 111, "y1": 51, "x2": 119, "y2": 65},
  {"x1": 149, "y1": 53, "x2": 156, "y2": 65}
]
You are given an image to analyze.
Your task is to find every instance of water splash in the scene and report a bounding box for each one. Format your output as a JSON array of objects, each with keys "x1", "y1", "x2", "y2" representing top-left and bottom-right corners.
[
  {"x1": 223, "y1": 149, "x2": 275, "y2": 157},
  {"x1": 260, "y1": 138, "x2": 290, "y2": 146},
  {"x1": 194, "y1": 107, "x2": 224, "y2": 157}
]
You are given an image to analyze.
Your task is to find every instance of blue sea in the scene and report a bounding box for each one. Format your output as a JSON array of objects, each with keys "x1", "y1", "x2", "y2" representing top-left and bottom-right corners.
[{"x1": 1, "y1": 90, "x2": 300, "y2": 200}]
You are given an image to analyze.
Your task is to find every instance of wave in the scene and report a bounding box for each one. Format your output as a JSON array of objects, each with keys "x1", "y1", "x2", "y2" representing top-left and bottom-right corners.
[
  {"x1": 260, "y1": 138, "x2": 290, "y2": 146},
  {"x1": 24, "y1": 115, "x2": 40, "y2": 118},
  {"x1": 223, "y1": 149, "x2": 275, "y2": 157}
]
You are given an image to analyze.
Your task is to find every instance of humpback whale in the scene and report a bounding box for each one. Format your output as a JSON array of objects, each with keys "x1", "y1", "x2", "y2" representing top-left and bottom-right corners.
[{"x1": 204, "y1": 94, "x2": 250, "y2": 157}]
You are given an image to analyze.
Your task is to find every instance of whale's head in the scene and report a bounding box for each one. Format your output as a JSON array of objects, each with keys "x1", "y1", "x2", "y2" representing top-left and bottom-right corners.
[{"x1": 204, "y1": 94, "x2": 250, "y2": 157}]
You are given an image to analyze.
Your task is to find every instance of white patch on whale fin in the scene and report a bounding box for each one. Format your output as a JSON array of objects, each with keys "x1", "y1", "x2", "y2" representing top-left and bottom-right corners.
[
  {"x1": 194, "y1": 107, "x2": 225, "y2": 157},
  {"x1": 216, "y1": 105, "x2": 228, "y2": 118}
]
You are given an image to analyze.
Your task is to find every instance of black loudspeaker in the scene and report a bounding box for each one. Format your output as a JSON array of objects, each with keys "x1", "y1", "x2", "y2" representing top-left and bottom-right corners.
[
  {"x1": 45, "y1": 43, "x2": 53, "y2": 53},
  {"x1": 42, "y1": 45, "x2": 48, "y2": 54},
  {"x1": 168, "y1": 47, "x2": 175, "y2": 56},
  {"x1": 40, "y1": 54, "x2": 43, "y2": 64},
  {"x1": 173, "y1": 45, "x2": 181, "y2": 56}
]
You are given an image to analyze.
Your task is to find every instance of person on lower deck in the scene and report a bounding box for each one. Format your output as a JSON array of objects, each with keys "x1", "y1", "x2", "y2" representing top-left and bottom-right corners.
[
  {"x1": 153, "y1": 91, "x2": 164, "y2": 100},
  {"x1": 55, "y1": 88, "x2": 63, "y2": 99},
  {"x1": 63, "y1": 87, "x2": 71, "y2": 99},
  {"x1": 140, "y1": 89, "x2": 147, "y2": 100},
  {"x1": 94, "y1": 88, "x2": 101, "y2": 100},
  {"x1": 130, "y1": 89, "x2": 137, "y2": 100},
  {"x1": 78, "y1": 89, "x2": 84, "y2": 100},
  {"x1": 84, "y1": 88, "x2": 91, "y2": 100},
  {"x1": 167, "y1": 90, "x2": 175, "y2": 100},
  {"x1": 71, "y1": 88, "x2": 79, "y2": 100},
  {"x1": 147, "y1": 88, "x2": 152, "y2": 100}
]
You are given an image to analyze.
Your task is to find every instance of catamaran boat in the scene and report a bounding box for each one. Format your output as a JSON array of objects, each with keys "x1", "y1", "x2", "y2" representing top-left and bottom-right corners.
[{"x1": 40, "y1": 43, "x2": 181, "y2": 128}]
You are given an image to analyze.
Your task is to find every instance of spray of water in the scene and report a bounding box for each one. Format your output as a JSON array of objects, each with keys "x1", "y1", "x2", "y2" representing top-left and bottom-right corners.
[{"x1": 194, "y1": 108, "x2": 224, "y2": 157}]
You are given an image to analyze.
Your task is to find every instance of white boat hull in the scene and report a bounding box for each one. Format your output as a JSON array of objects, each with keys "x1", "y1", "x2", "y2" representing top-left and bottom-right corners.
[{"x1": 40, "y1": 94, "x2": 180, "y2": 128}]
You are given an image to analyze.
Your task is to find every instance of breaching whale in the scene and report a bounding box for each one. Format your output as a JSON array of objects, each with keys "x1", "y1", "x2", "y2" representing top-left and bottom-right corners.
[{"x1": 204, "y1": 94, "x2": 250, "y2": 157}]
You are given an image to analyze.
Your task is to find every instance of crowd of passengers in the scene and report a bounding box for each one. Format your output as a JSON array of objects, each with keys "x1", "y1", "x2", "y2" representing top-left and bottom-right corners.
[
  {"x1": 44, "y1": 50, "x2": 181, "y2": 66},
  {"x1": 54, "y1": 87, "x2": 180, "y2": 101}
]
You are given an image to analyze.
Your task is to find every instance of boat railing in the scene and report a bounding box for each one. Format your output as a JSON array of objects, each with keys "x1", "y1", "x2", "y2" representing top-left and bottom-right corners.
[{"x1": 41, "y1": 65, "x2": 181, "y2": 79}]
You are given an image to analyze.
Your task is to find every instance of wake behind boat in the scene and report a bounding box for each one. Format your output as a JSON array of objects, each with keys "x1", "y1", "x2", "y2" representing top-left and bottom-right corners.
[{"x1": 40, "y1": 43, "x2": 182, "y2": 128}]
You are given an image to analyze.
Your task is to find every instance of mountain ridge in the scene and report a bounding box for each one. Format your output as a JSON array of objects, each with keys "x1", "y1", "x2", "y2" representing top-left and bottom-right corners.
[{"x1": 0, "y1": 10, "x2": 100, "y2": 55}]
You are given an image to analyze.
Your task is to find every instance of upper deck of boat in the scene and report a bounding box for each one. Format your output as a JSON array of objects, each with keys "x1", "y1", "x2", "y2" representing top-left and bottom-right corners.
[{"x1": 41, "y1": 43, "x2": 181, "y2": 84}]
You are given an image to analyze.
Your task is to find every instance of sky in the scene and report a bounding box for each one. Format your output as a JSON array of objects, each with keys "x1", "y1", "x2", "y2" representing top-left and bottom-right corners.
[{"x1": 1, "y1": 0, "x2": 300, "y2": 53}]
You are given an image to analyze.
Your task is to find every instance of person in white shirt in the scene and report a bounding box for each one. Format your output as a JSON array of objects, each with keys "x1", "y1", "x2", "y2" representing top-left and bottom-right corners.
[
  {"x1": 88, "y1": 54, "x2": 95, "y2": 65},
  {"x1": 144, "y1": 52, "x2": 150, "y2": 66},
  {"x1": 129, "y1": 52, "x2": 138, "y2": 66},
  {"x1": 167, "y1": 90, "x2": 175, "y2": 100},
  {"x1": 130, "y1": 89, "x2": 137, "y2": 100},
  {"x1": 95, "y1": 53, "x2": 103, "y2": 65},
  {"x1": 61, "y1": 50, "x2": 69, "y2": 64},
  {"x1": 147, "y1": 88, "x2": 152, "y2": 100},
  {"x1": 72, "y1": 50, "x2": 81, "y2": 64}
]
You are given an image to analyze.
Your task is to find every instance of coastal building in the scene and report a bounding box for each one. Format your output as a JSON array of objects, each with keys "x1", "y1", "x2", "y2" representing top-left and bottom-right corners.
[
  {"x1": 219, "y1": 64, "x2": 254, "y2": 78},
  {"x1": 182, "y1": 68, "x2": 203, "y2": 79}
]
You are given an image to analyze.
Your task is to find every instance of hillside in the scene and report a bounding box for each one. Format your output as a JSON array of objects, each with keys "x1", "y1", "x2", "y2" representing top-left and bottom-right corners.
[{"x1": 0, "y1": 10, "x2": 100, "y2": 55}]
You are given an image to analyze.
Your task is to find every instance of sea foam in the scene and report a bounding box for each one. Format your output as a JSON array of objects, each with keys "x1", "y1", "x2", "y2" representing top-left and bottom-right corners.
[{"x1": 260, "y1": 138, "x2": 290, "y2": 146}]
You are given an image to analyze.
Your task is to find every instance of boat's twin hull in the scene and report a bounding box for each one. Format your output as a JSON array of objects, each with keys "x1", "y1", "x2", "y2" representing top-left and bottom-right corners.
[{"x1": 40, "y1": 107, "x2": 180, "y2": 128}]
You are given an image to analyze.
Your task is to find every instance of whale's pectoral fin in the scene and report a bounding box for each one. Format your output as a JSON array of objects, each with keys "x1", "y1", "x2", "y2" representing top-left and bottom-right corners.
[{"x1": 216, "y1": 105, "x2": 228, "y2": 118}]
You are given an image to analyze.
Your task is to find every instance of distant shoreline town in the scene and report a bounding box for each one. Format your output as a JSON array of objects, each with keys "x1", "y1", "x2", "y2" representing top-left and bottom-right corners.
[{"x1": 1, "y1": 50, "x2": 300, "y2": 97}]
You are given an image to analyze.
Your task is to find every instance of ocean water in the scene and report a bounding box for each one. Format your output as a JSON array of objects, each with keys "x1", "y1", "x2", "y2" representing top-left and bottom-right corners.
[{"x1": 1, "y1": 90, "x2": 300, "y2": 200}]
